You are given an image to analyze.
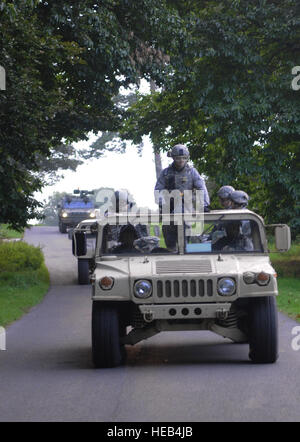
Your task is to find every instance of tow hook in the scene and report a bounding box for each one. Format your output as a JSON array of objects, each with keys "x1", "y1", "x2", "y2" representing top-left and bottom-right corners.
[
  {"x1": 216, "y1": 308, "x2": 229, "y2": 320},
  {"x1": 143, "y1": 310, "x2": 154, "y2": 323}
]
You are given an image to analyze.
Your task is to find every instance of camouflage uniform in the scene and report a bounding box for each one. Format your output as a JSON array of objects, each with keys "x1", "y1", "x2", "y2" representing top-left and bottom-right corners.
[{"x1": 155, "y1": 163, "x2": 210, "y2": 210}]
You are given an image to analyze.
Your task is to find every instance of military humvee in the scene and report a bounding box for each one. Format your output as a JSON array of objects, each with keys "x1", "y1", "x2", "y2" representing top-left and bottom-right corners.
[
  {"x1": 57, "y1": 190, "x2": 95, "y2": 233},
  {"x1": 72, "y1": 210, "x2": 291, "y2": 368}
]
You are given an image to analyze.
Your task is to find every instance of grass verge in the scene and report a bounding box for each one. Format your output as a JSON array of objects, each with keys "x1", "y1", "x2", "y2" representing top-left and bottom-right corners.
[
  {"x1": 277, "y1": 278, "x2": 300, "y2": 323},
  {"x1": 0, "y1": 224, "x2": 24, "y2": 239},
  {"x1": 0, "y1": 264, "x2": 50, "y2": 327}
]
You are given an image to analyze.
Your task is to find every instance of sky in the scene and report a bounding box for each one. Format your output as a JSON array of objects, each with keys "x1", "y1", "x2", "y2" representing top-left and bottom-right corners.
[{"x1": 35, "y1": 134, "x2": 170, "y2": 210}]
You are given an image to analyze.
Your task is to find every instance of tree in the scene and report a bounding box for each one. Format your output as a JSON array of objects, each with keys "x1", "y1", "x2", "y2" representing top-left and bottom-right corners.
[
  {"x1": 0, "y1": 0, "x2": 179, "y2": 229},
  {"x1": 41, "y1": 191, "x2": 68, "y2": 226},
  {"x1": 121, "y1": 0, "x2": 300, "y2": 236},
  {"x1": 35, "y1": 144, "x2": 84, "y2": 185}
]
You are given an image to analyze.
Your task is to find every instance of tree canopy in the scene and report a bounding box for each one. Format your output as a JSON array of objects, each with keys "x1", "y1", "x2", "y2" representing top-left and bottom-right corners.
[
  {"x1": 121, "y1": 0, "x2": 300, "y2": 235},
  {"x1": 0, "y1": 0, "x2": 178, "y2": 228},
  {"x1": 1, "y1": 0, "x2": 299, "y2": 234}
]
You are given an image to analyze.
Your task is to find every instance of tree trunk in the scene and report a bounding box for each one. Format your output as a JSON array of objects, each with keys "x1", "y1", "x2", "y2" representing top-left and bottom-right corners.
[{"x1": 150, "y1": 80, "x2": 163, "y2": 180}]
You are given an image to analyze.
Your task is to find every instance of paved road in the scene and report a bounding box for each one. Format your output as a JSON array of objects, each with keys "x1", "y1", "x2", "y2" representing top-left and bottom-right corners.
[{"x1": 0, "y1": 226, "x2": 299, "y2": 422}]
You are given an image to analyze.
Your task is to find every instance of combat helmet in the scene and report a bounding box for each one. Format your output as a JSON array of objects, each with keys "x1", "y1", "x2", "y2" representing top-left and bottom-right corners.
[
  {"x1": 217, "y1": 185, "x2": 235, "y2": 199},
  {"x1": 230, "y1": 190, "x2": 249, "y2": 208},
  {"x1": 168, "y1": 144, "x2": 190, "y2": 158}
]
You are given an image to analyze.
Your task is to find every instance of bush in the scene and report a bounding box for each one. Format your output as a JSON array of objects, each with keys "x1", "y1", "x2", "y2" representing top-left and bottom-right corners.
[
  {"x1": 0, "y1": 241, "x2": 44, "y2": 273},
  {"x1": 272, "y1": 260, "x2": 300, "y2": 278}
]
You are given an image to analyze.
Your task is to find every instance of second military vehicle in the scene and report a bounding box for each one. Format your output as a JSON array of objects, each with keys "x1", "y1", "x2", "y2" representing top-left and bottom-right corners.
[{"x1": 57, "y1": 190, "x2": 96, "y2": 233}]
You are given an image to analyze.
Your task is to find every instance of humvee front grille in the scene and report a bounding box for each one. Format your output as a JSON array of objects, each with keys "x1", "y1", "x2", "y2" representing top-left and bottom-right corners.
[
  {"x1": 70, "y1": 212, "x2": 88, "y2": 216},
  {"x1": 156, "y1": 260, "x2": 212, "y2": 274},
  {"x1": 156, "y1": 279, "x2": 214, "y2": 301}
]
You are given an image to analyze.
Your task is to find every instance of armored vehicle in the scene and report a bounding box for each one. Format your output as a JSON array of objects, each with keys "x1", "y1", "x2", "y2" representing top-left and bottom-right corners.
[
  {"x1": 72, "y1": 210, "x2": 291, "y2": 368},
  {"x1": 57, "y1": 190, "x2": 95, "y2": 233}
]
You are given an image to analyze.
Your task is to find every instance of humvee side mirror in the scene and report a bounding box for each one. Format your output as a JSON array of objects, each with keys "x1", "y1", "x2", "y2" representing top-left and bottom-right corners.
[
  {"x1": 72, "y1": 232, "x2": 87, "y2": 256},
  {"x1": 275, "y1": 225, "x2": 291, "y2": 252}
]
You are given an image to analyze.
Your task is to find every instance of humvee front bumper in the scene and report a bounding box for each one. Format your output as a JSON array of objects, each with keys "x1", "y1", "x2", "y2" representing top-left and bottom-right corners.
[{"x1": 138, "y1": 302, "x2": 231, "y2": 321}]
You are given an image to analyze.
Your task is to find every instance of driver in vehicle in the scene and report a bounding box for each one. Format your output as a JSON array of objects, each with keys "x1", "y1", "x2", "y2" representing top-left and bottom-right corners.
[
  {"x1": 112, "y1": 224, "x2": 139, "y2": 254},
  {"x1": 212, "y1": 221, "x2": 254, "y2": 252}
]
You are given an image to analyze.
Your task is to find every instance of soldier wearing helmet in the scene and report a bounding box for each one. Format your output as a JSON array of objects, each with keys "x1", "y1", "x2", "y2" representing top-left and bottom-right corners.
[
  {"x1": 217, "y1": 185, "x2": 235, "y2": 209},
  {"x1": 229, "y1": 190, "x2": 250, "y2": 209},
  {"x1": 154, "y1": 144, "x2": 210, "y2": 250},
  {"x1": 155, "y1": 144, "x2": 210, "y2": 210}
]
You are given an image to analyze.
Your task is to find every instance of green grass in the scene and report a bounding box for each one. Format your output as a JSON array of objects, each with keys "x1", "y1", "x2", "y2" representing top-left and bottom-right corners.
[
  {"x1": 0, "y1": 264, "x2": 50, "y2": 327},
  {"x1": 0, "y1": 224, "x2": 24, "y2": 239},
  {"x1": 277, "y1": 278, "x2": 300, "y2": 323}
]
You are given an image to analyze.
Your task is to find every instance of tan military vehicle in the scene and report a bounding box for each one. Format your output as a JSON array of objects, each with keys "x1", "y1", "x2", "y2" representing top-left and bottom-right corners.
[{"x1": 73, "y1": 210, "x2": 291, "y2": 368}]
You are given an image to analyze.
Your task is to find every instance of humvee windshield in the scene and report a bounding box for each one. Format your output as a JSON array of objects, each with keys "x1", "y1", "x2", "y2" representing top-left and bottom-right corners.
[
  {"x1": 185, "y1": 219, "x2": 263, "y2": 253},
  {"x1": 101, "y1": 223, "x2": 179, "y2": 255},
  {"x1": 100, "y1": 218, "x2": 263, "y2": 255}
]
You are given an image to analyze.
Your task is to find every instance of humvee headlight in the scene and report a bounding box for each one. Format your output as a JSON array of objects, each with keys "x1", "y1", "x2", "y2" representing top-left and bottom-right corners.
[
  {"x1": 99, "y1": 276, "x2": 114, "y2": 290},
  {"x1": 89, "y1": 211, "x2": 96, "y2": 218},
  {"x1": 256, "y1": 271, "x2": 270, "y2": 286},
  {"x1": 217, "y1": 278, "x2": 236, "y2": 296},
  {"x1": 62, "y1": 211, "x2": 68, "y2": 218},
  {"x1": 243, "y1": 271, "x2": 256, "y2": 284},
  {"x1": 134, "y1": 280, "x2": 152, "y2": 299},
  {"x1": 243, "y1": 271, "x2": 270, "y2": 286}
]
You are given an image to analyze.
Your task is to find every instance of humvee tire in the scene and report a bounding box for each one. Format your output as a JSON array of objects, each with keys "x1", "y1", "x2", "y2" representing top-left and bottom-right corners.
[
  {"x1": 59, "y1": 221, "x2": 67, "y2": 233},
  {"x1": 92, "y1": 303, "x2": 125, "y2": 368},
  {"x1": 248, "y1": 296, "x2": 278, "y2": 363},
  {"x1": 78, "y1": 259, "x2": 90, "y2": 285}
]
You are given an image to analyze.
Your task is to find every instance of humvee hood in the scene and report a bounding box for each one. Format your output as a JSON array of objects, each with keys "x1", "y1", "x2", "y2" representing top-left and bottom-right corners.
[
  {"x1": 128, "y1": 254, "x2": 275, "y2": 276},
  {"x1": 98, "y1": 254, "x2": 274, "y2": 278}
]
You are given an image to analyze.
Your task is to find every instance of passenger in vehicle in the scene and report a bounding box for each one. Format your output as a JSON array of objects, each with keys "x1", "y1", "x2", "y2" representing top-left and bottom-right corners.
[
  {"x1": 212, "y1": 221, "x2": 254, "y2": 252},
  {"x1": 217, "y1": 185, "x2": 235, "y2": 209}
]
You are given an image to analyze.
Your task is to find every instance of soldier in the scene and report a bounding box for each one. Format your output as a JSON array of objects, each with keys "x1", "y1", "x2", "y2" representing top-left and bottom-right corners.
[
  {"x1": 217, "y1": 185, "x2": 235, "y2": 209},
  {"x1": 155, "y1": 144, "x2": 210, "y2": 211},
  {"x1": 212, "y1": 221, "x2": 254, "y2": 252},
  {"x1": 229, "y1": 190, "x2": 250, "y2": 209},
  {"x1": 111, "y1": 224, "x2": 139, "y2": 254},
  {"x1": 154, "y1": 144, "x2": 210, "y2": 250},
  {"x1": 109, "y1": 190, "x2": 148, "y2": 242}
]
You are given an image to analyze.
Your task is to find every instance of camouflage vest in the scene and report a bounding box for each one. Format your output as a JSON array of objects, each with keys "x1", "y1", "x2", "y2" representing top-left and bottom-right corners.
[{"x1": 163, "y1": 164, "x2": 194, "y2": 192}]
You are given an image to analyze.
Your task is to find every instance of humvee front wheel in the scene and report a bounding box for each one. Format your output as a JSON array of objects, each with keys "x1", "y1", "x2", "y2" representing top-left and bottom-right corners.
[
  {"x1": 78, "y1": 259, "x2": 89, "y2": 285},
  {"x1": 248, "y1": 296, "x2": 278, "y2": 364},
  {"x1": 59, "y1": 221, "x2": 67, "y2": 233},
  {"x1": 92, "y1": 303, "x2": 125, "y2": 368}
]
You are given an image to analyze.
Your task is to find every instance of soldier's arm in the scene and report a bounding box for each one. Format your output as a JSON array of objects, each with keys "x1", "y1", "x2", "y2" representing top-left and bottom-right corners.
[
  {"x1": 191, "y1": 168, "x2": 210, "y2": 207},
  {"x1": 154, "y1": 170, "x2": 167, "y2": 192},
  {"x1": 154, "y1": 170, "x2": 167, "y2": 204}
]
